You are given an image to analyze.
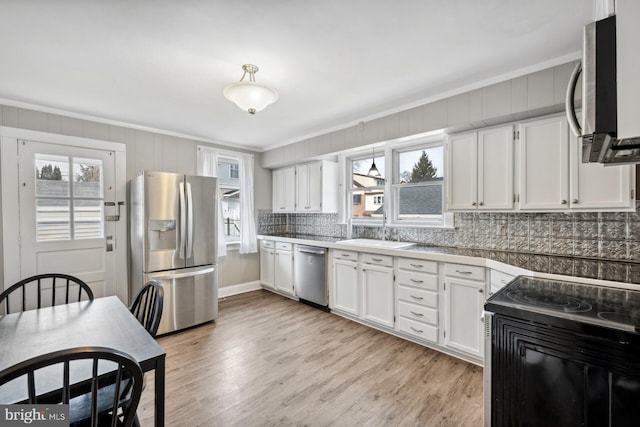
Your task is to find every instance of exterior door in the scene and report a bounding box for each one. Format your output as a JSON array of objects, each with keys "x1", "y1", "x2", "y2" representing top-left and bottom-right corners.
[{"x1": 17, "y1": 139, "x2": 117, "y2": 298}]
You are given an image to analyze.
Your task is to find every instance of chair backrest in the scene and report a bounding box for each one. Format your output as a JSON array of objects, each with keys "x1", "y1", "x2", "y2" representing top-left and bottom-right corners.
[
  {"x1": 0, "y1": 346, "x2": 143, "y2": 427},
  {"x1": 129, "y1": 280, "x2": 164, "y2": 337},
  {"x1": 0, "y1": 273, "x2": 94, "y2": 314}
]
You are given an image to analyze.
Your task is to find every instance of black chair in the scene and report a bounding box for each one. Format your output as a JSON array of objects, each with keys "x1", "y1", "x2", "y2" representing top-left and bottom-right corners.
[
  {"x1": 129, "y1": 280, "x2": 164, "y2": 337},
  {"x1": 0, "y1": 273, "x2": 94, "y2": 314},
  {"x1": 0, "y1": 346, "x2": 143, "y2": 427}
]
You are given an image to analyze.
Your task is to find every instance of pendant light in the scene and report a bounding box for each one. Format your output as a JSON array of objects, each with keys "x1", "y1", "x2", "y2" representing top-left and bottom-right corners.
[
  {"x1": 367, "y1": 147, "x2": 381, "y2": 177},
  {"x1": 223, "y1": 64, "x2": 278, "y2": 114}
]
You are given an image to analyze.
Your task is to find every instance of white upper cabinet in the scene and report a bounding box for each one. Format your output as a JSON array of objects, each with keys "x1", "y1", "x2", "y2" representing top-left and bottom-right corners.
[
  {"x1": 519, "y1": 114, "x2": 635, "y2": 212},
  {"x1": 296, "y1": 161, "x2": 325, "y2": 212},
  {"x1": 274, "y1": 160, "x2": 338, "y2": 213},
  {"x1": 447, "y1": 132, "x2": 477, "y2": 210},
  {"x1": 569, "y1": 132, "x2": 635, "y2": 210},
  {"x1": 447, "y1": 124, "x2": 513, "y2": 211},
  {"x1": 478, "y1": 125, "x2": 514, "y2": 209},
  {"x1": 272, "y1": 166, "x2": 296, "y2": 212},
  {"x1": 518, "y1": 115, "x2": 570, "y2": 210}
]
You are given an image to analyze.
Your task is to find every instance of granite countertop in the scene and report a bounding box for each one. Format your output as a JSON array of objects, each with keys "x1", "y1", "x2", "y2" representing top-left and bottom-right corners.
[{"x1": 258, "y1": 233, "x2": 640, "y2": 286}]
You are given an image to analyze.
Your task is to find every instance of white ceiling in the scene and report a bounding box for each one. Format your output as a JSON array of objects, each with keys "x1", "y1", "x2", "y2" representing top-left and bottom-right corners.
[{"x1": 0, "y1": 1, "x2": 593, "y2": 151}]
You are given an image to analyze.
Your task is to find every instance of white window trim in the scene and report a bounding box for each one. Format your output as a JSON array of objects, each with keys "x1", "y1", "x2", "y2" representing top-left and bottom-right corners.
[{"x1": 341, "y1": 133, "x2": 454, "y2": 229}]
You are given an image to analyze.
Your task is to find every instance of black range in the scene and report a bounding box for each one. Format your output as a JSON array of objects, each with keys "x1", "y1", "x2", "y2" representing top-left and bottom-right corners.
[{"x1": 485, "y1": 276, "x2": 640, "y2": 427}]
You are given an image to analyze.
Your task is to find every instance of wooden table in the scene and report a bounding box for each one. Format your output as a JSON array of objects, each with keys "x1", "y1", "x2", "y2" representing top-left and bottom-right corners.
[{"x1": 0, "y1": 296, "x2": 166, "y2": 426}]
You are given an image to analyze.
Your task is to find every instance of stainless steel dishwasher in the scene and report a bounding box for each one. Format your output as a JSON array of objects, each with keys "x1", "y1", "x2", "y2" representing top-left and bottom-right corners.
[{"x1": 294, "y1": 244, "x2": 328, "y2": 311}]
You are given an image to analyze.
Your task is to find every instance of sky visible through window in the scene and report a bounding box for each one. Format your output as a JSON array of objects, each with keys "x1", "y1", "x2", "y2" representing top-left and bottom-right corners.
[{"x1": 352, "y1": 146, "x2": 443, "y2": 180}]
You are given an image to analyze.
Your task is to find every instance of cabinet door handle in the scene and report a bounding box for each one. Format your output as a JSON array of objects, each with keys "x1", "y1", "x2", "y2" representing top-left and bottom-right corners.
[
  {"x1": 479, "y1": 201, "x2": 484, "y2": 206},
  {"x1": 478, "y1": 289, "x2": 484, "y2": 293},
  {"x1": 410, "y1": 263, "x2": 423, "y2": 268},
  {"x1": 561, "y1": 199, "x2": 568, "y2": 204},
  {"x1": 410, "y1": 311, "x2": 424, "y2": 317},
  {"x1": 371, "y1": 258, "x2": 383, "y2": 262},
  {"x1": 572, "y1": 199, "x2": 578, "y2": 204},
  {"x1": 471, "y1": 202, "x2": 477, "y2": 206},
  {"x1": 410, "y1": 327, "x2": 424, "y2": 333},
  {"x1": 410, "y1": 295, "x2": 424, "y2": 301},
  {"x1": 340, "y1": 253, "x2": 351, "y2": 257},
  {"x1": 455, "y1": 270, "x2": 473, "y2": 275},
  {"x1": 500, "y1": 279, "x2": 508, "y2": 284},
  {"x1": 410, "y1": 279, "x2": 424, "y2": 283},
  {"x1": 353, "y1": 266, "x2": 357, "y2": 270}
]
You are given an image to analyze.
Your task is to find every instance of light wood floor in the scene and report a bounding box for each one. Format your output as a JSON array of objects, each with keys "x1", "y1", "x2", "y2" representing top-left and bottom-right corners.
[{"x1": 138, "y1": 290, "x2": 483, "y2": 426}]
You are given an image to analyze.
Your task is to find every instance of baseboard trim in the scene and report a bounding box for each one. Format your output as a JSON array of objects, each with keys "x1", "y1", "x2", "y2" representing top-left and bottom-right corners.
[{"x1": 218, "y1": 281, "x2": 262, "y2": 298}]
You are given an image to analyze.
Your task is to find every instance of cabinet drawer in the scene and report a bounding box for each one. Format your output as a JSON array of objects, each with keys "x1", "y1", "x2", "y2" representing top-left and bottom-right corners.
[
  {"x1": 398, "y1": 301, "x2": 438, "y2": 326},
  {"x1": 398, "y1": 286, "x2": 438, "y2": 309},
  {"x1": 397, "y1": 258, "x2": 438, "y2": 274},
  {"x1": 396, "y1": 270, "x2": 438, "y2": 292},
  {"x1": 333, "y1": 250, "x2": 358, "y2": 261},
  {"x1": 275, "y1": 242, "x2": 292, "y2": 251},
  {"x1": 398, "y1": 317, "x2": 438, "y2": 343},
  {"x1": 361, "y1": 253, "x2": 393, "y2": 267},
  {"x1": 261, "y1": 240, "x2": 275, "y2": 249},
  {"x1": 444, "y1": 263, "x2": 485, "y2": 281}
]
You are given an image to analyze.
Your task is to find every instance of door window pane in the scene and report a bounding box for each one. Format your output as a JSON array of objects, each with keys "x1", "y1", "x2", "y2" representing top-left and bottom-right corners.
[
  {"x1": 73, "y1": 158, "x2": 103, "y2": 198},
  {"x1": 35, "y1": 154, "x2": 69, "y2": 197},
  {"x1": 73, "y1": 200, "x2": 104, "y2": 239},
  {"x1": 36, "y1": 199, "x2": 70, "y2": 241}
]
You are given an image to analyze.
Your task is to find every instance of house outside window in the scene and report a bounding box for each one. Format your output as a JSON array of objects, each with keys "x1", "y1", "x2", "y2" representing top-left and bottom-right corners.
[
  {"x1": 217, "y1": 159, "x2": 240, "y2": 243},
  {"x1": 349, "y1": 154, "x2": 385, "y2": 220}
]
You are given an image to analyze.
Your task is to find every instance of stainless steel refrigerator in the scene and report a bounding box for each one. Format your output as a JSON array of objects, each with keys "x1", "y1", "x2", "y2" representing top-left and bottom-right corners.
[{"x1": 130, "y1": 171, "x2": 218, "y2": 335}]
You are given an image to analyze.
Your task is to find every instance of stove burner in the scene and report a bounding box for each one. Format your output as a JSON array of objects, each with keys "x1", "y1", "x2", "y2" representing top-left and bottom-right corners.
[
  {"x1": 506, "y1": 290, "x2": 593, "y2": 312},
  {"x1": 597, "y1": 311, "x2": 640, "y2": 326}
]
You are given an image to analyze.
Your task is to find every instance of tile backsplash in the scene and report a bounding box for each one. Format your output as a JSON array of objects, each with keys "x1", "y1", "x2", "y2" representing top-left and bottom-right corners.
[{"x1": 257, "y1": 209, "x2": 640, "y2": 262}]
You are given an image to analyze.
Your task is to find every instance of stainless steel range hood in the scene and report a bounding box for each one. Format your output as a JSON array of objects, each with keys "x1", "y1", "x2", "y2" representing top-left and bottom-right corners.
[{"x1": 566, "y1": 4, "x2": 640, "y2": 165}]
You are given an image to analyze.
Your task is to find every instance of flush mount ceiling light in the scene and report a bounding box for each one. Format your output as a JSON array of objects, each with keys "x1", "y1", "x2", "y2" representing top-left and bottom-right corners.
[
  {"x1": 367, "y1": 147, "x2": 381, "y2": 177},
  {"x1": 223, "y1": 64, "x2": 278, "y2": 114}
]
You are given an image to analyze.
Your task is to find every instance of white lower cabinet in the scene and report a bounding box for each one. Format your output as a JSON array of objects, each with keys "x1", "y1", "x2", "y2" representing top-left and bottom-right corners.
[
  {"x1": 361, "y1": 263, "x2": 394, "y2": 328},
  {"x1": 333, "y1": 257, "x2": 359, "y2": 316},
  {"x1": 274, "y1": 243, "x2": 294, "y2": 296},
  {"x1": 316, "y1": 245, "x2": 493, "y2": 365},
  {"x1": 260, "y1": 240, "x2": 275, "y2": 289},
  {"x1": 396, "y1": 258, "x2": 439, "y2": 344},
  {"x1": 443, "y1": 264, "x2": 486, "y2": 360}
]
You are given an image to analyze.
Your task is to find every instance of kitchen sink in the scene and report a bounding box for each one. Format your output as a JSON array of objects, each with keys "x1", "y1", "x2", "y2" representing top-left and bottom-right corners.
[{"x1": 337, "y1": 238, "x2": 416, "y2": 249}]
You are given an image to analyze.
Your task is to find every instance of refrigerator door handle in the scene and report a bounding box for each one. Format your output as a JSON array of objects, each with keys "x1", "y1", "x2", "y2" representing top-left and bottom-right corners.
[
  {"x1": 186, "y1": 181, "x2": 194, "y2": 259},
  {"x1": 179, "y1": 182, "x2": 186, "y2": 259},
  {"x1": 150, "y1": 266, "x2": 215, "y2": 280}
]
